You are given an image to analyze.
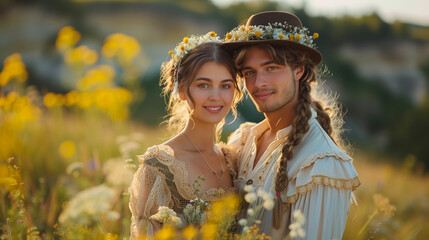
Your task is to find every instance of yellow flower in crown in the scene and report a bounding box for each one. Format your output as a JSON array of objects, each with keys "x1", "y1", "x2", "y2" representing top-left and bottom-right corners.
[
  {"x1": 168, "y1": 31, "x2": 221, "y2": 69},
  {"x1": 224, "y1": 21, "x2": 320, "y2": 51}
]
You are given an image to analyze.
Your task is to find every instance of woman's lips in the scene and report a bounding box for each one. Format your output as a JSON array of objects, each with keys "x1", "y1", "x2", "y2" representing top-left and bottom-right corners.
[{"x1": 203, "y1": 106, "x2": 223, "y2": 114}]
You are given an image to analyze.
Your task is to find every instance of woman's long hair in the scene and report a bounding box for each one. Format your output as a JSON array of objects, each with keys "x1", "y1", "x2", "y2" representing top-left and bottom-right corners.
[{"x1": 160, "y1": 42, "x2": 242, "y2": 141}]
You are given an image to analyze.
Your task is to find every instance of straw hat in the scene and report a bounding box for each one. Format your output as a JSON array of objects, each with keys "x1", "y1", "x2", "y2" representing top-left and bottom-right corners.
[{"x1": 221, "y1": 11, "x2": 322, "y2": 65}]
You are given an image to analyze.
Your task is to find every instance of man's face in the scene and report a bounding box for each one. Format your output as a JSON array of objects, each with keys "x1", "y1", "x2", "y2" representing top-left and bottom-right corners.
[{"x1": 240, "y1": 47, "x2": 303, "y2": 113}]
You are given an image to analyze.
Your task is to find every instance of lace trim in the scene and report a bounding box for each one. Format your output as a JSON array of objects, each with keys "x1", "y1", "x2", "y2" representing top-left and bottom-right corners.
[
  {"x1": 138, "y1": 144, "x2": 236, "y2": 201},
  {"x1": 299, "y1": 151, "x2": 352, "y2": 171},
  {"x1": 139, "y1": 145, "x2": 194, "y2": 199},
  {"x1": 286, "y1": 175, "x2": 361, "y2": 204}
]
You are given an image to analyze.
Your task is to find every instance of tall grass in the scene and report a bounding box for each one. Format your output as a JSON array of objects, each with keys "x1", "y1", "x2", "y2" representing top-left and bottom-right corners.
[{"x1": 1, "y1": 26, "x2": 428, "y2": 239}]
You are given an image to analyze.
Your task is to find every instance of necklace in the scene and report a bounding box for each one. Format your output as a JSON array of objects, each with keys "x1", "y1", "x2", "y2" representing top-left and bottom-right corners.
[{"x1": 183, "y1": 133, "x2": 225, "y2": 179}]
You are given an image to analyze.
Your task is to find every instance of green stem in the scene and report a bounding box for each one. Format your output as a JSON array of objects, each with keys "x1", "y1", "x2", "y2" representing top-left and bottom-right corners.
[{"x1": 358, "y1": 210, "x2": 378, "y2": 236}]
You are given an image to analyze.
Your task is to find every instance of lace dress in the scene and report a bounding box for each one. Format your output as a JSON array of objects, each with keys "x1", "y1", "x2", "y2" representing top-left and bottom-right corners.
[{"x1": 128, "y1": 143, "x2": 239, "y2": 239}]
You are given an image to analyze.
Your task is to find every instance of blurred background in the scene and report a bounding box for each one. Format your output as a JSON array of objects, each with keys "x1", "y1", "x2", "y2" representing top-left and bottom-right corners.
[{"x1": 1, "y1": 0, "x2": 428, "y2": 239}]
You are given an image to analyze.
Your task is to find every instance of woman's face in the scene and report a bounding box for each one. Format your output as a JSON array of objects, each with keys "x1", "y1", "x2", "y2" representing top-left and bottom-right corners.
[{"x1": 180, "y1": 61, "x2": 235, "y2": 126}]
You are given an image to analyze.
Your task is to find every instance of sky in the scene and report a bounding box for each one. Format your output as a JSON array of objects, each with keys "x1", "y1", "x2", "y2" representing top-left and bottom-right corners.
[{"x1": 212, "y1": 0, "x2": 429, "y2": 26}]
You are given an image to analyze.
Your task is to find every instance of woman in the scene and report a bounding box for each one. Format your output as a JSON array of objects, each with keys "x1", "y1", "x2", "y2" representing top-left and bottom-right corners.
[{"x1": 129, "y1": 32, "x2": 242, "y2": 238}]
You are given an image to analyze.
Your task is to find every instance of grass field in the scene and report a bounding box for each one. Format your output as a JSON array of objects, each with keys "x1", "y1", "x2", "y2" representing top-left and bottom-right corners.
[{"x1": 1, "y1": 26, "x2": 428, "y2": 239}]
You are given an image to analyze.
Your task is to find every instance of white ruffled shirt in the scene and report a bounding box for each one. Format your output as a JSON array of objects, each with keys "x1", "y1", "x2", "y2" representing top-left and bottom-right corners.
[{"x1": 228, "y1": 109, "x2": 360, "y2": 240}]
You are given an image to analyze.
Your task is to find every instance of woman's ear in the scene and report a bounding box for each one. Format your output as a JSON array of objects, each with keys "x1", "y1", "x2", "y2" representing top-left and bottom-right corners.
[
  {"x1": 294, "y1": 65, "x2": 305, "y2": 81},
  {"x1": 178, "y1": 85, "x2": 186, "y2": 100}
]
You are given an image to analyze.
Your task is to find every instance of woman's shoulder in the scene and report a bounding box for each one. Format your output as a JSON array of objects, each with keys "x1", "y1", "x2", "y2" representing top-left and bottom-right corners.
[{"x1": 138, "y1": 144, "x2": 178, "y2": 167}]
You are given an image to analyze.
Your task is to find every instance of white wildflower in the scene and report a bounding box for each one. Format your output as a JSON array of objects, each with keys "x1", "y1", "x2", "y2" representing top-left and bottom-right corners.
[
  {"x1": 243, "y1": 185, "x2": 254, "y2": 193},
  {"x1": 247, "y1": 208, "x2": 255, "y2": 216},
  {"x1": 59, "y1": 185, "x2": 117, "y2": 226},
  {"x1": 263, "y1": 197, "x2": 274, "y2": 210},
  {"x1": 289, "y1": 209, "x2": 306, "y2": 239},
  {"x1": 293, "y1": 209, "x2": 306, "y2": 225},
  {"x1": 150, "y1": 206, "x2": 182, "y2": 227},
  {"x1": 119, "y1": 141, "x2": 141, "y2": 157},
  {"x1": 244, "y1": 192, "x2": 257, "y2": 204},
  {"x1": 238, "y1": 219, "x2": 247, "y2": 226},
  {"x1": 106, "y1": 211, "x2": 120, "y2": 221},
  {"x1": 102, "y1": 158, "x2": 135, "y2": 191}
]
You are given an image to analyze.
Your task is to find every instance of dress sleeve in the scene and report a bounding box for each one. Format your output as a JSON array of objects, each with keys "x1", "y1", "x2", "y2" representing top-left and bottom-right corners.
[
  {"x1": 129, "y1": 160, "x2": 172, "y2": 239},
  {"x1": 291, "y1": 184, "x2": 352, "y2": 240}
]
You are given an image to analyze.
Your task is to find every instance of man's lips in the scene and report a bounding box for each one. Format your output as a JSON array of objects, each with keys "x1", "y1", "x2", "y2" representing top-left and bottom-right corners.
[
  {"x1": 253, "y1": 91, "x2": 274, "y2": 100},
  {"x1": 203, "y1": 106, "x2": 223, "y2": 113}
]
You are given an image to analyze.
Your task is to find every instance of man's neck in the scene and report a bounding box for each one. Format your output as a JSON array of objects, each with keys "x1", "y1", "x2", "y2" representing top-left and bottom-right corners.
[{"x1": 263, "y1": 104, "x2": 295, "y2": 136}]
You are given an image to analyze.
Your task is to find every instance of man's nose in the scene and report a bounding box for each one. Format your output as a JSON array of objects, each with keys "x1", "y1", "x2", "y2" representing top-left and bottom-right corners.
[{"x1": 254, "y1": 71, "x2": 268, "y2": 88}]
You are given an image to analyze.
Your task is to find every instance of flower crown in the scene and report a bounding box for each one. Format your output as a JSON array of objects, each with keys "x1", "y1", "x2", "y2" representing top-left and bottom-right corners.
[
  {"x1": 224, "y1": 22, "x2": 319, "y2": 49},
  {"x1": 168, "y1": 31, "x2": 220, "y2": 69}
]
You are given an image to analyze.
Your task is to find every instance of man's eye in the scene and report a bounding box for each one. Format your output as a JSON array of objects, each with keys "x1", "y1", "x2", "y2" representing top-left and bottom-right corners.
[
  {"x1": 243, "y1": 71, "x2": 254, "y2": 77},
  {"x1": 267, "y1": 66, "x2": 278, "y2": 71}
]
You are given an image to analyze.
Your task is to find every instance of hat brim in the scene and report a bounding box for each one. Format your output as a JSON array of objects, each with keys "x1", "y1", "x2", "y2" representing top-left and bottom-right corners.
[{"x1": 220, "y1": 39, "x2": 322, "y2": 66}]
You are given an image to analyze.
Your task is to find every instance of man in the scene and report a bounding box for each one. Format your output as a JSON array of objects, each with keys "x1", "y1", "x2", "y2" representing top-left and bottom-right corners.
[{"x1": 222, "y1": 11, "x2": 360, "y2": 239}]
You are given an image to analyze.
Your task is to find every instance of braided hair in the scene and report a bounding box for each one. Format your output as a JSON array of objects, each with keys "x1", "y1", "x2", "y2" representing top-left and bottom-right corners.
[{"x1": 234, "y1": 44, "x2": 346, "y2": 195}]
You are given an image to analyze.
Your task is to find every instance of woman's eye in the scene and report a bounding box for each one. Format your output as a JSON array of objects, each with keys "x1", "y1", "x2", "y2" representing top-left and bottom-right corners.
[
  {"x1": 197, "y1": 83, "x2": 208, "y2": 88},
  {"x1": 221, "y1": 84, "x2": 232, "y2": 89}
]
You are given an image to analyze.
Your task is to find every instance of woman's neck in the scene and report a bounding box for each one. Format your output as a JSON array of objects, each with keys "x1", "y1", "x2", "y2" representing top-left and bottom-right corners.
[{"x1": 182, "y1": 120, "x2": 216, "y2": 152}]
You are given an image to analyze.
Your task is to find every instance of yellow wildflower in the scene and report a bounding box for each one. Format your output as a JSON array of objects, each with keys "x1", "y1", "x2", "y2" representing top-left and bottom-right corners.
[
  {"x1": 226, "y1": 33, "x2": 232, "y2": 40},
  {"x1": 104, "y1": 233, "x2": 118, "y2": 240},
  {"x1": 254, "y1": 31, "x2": 262, "y2": 37},
  {"x1": 44, "y1": 92, "x2": 59, "y2": 108},
  {"x1": 240, "y1": 26, "x2": 246, "y2": 31},
  {"x1": 101, "y1": 33, "x2": 141, "y2": 64},
  {"x1": 183, "y1": 37, "x2": 189, "y2": 43},
  {"x1": 64, "y1": 91, "x2": 79, "y2": 106},
  {"x1": 289, "y1": 34, "x2": 294, "y2": 41},
  {"x1": 201, "y1": 223, "x2": 217, "y2": 240},
  {"x1": 154, "y1": 224, "x2": 175, "y2": 240},
  {"x1": 210, "y1": 31, "x2": 216, "y2": 37},
  {"x1": 182, "y1": 225, "x2": 197, "y2": 239},
  {"x1": 313, "y1": 33, "x2": 319, "y2": 39},
  {"x1": 59, "y1": 140, "x2": 76, "y2": 159},
  {"x1": 296, "y1": 34, "x2": 301, "y2": 40},
  {"x1": 180, "y1": 45, "x2": 185, "y2": 51},
  {"x1": 249, "y1": 26, "x2": 254, "y2": 31},
  {"x1": 0, "y1": 53, "x2": 28, "y2": 86},
  {"x1": 279, "y1": 34, "x2": 284, "y2": 39},
  {"x1": 235, "y1": 36, "x2": 239, "y2": 40},
  {"x1": 56, "y1": 26, "x2": 81, "y2": 51},
  {"x1": 168, "y1": 50, "x2": 173, "y2": 54}
]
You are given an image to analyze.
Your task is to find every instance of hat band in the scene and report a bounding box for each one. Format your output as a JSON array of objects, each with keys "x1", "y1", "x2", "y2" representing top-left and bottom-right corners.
[{"x1": 224, "y1": 22, "x2": 319, "y2": 50}]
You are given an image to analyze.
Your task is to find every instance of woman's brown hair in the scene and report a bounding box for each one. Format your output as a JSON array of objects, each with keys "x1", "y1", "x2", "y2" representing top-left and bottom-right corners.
[{"x1": 160, "y1": 42, "x2": 242, "y2": 140}]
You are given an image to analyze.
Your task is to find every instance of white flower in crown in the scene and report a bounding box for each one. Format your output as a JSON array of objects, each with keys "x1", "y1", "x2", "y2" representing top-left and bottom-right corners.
[
  {"x1": 224, "y1": 22, "x2": 319, "y2": 49},
  {"x1": 250, "y1": 26, "x2": 265, "y2": 39},
  {"x1": 168, "y1": 31, "x2": 220, "y2": 69},
  {"x1": 272, "y1": 28, "x2": 285, "y2": 40}
]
